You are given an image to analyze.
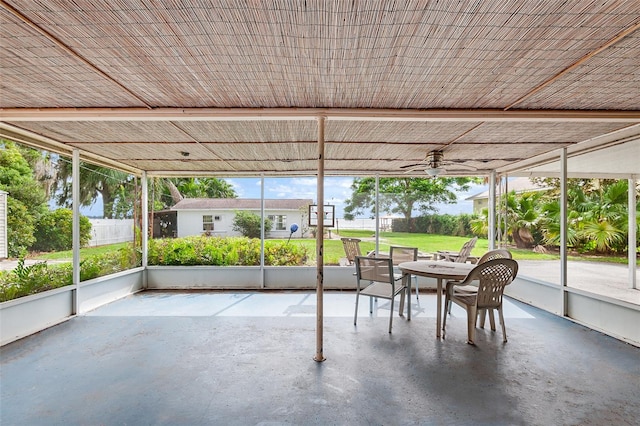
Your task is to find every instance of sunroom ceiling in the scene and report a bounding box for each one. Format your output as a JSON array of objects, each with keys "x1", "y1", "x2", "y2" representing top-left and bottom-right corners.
[{"x1": 1, "y1": 1, "x2": 639, "y2": 177}]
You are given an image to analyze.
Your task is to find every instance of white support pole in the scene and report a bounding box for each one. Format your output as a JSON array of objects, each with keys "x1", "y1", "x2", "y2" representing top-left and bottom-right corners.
[
  {"x1": 629, "y1": 178, "x2": 637, "y2": 289},
  {"x1": 260, "y1": 174, "x2": 265, "y2": 289},
  {"x1": 560, "y1": 148, "x2": 568, "y2": 316},
  {"x1": 375, "y1": 175, "x2": 380, "y2": 255},
  {"x1": 314, "y1": 116, "x2": 326, "y2": 362},
  {"x1": 72, "y1": 149, "x2": 80, "y2": 315},
  {"x1": 488, "y1": 171, "x2": 496, "y2": 250},
  {"x1": 496, "y1": 176, "x2": 501, "y2": 247},
  {"x1": 141, "y1": 171, "x2": 148, "y2": 288},
  {"x1": 503, "y1": 176, "x2": 509, "y2": 248}
]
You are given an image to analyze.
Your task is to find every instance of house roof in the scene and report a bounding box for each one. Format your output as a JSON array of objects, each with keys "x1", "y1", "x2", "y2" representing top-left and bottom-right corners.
[
  {"x1": 466, "y1": 177, "x2": 550, "y2": 200},
  {"x1": 171, "y1": 198, "x2": 312, "y2": 211},
  {"x1": 1, "y1": 2, "x2": 639, "y2": 178}
]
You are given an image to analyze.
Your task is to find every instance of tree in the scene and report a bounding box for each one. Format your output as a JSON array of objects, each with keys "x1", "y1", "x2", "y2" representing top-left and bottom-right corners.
[
  {"x1": 343, "y1": 177, "x2": 478, "y2": 231},
  {"x1": 53, "y1": 160, "x2": 134, "y2": 219},
  {"x1": 150, "y1": 177, "x2": 238, "y2": 210},
  {"x1": 504, "y1": 191, "x2": 543, "y2": 249},
  {"x1": 33, "y1": 208, "x2": 92, "y2": 252},
  {"x1": 232, "y1": 211, "x2": 272, "y2": 238},
  {"x1": 540, "y1": 179, "x2": 638, "y2": 253},
  {"x1": 0, "y1": 140, "x2": 48, "y2": 256}
]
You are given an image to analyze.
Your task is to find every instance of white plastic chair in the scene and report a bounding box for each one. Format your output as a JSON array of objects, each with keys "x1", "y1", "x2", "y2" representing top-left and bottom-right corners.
[{"x1": 442, "y1": 258, "x2": 518, "y2": 344}]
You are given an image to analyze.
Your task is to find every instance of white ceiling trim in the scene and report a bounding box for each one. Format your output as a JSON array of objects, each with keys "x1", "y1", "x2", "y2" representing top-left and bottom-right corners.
[
  {"x1": 0, "y1": 122, "x2": 143, "y2": 175},
  {"x1": 2, "y1": 108, "x2": 640, "y2": 123}
]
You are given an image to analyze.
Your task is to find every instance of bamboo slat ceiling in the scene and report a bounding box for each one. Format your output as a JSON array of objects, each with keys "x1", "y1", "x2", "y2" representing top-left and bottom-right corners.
[{"x1": 1, "y1": 1, "x2": 639, "y2": 177}]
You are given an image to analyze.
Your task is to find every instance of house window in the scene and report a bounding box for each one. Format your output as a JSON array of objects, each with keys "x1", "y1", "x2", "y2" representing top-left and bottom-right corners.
[
  {"x1": 268, "y1": 215, "x2": 287, "y2": 231},
  {"x1": 202, "y1": 215, "x2": 214, "y2": 231}
]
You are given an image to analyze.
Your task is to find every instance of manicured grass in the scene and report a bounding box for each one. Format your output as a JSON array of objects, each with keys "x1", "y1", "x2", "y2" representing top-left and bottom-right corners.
[
  {"x1": 284, "y1": 232, "x2": 634, "y2": 265},
  {"x1": 31, "y1": 242, "x2": 131, "y2": 261}
]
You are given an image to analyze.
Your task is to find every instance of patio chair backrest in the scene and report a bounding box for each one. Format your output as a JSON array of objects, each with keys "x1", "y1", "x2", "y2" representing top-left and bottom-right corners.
[
  {"x1": 341, "y1": 238, "x2": 362, "y2": 265},
  {"x1": 390, "y1": 246, "x2": 418, "y2": 266},
  {"x1": 477, "y1": 249, "x2": 512, "y2": 264},
  {"x1": 355, "y1": 256, "x2": 395, "y2": 285},
  {"x1": 454, "y1": 237, "x2": 478, "y2": 263},
  {"x1": 459, "y1": 258, "x2": 518, "y2": 309}
]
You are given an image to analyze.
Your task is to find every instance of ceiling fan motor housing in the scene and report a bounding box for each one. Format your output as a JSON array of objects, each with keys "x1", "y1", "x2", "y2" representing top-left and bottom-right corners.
[{"x1": 427, "y1": 150, "x2": 444, "y2": 167}]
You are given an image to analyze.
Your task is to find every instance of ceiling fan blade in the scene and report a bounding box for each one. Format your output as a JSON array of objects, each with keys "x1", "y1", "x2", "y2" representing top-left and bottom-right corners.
[{"x1": 399, "y1": 162, "x2": 426, "y2": 169}]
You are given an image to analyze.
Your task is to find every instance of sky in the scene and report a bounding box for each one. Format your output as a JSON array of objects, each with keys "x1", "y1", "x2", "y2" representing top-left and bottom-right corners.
[{"x1": 81, "y1": 176, "x2": 486, "y2": 218}]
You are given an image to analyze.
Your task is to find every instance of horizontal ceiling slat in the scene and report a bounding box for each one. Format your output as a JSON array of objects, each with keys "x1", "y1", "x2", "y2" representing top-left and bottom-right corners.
[
  {"x1": 1, "y1": 1, "x2": 639, "y2": 176},
  {"x1": 1, "y1": 1, "x2": 638, "y2": 110}
]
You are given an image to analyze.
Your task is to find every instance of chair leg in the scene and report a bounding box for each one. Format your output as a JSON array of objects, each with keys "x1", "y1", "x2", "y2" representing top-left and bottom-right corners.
[
  {"x1": 442, "y1": 294, "x2": 450, "y2": 339},
  {"x1": 478, "y1": 308, "x2": 486, "y2": 328},
  {"x1": 388, "y1": 296, "x2": 394, "y2": 333},
  {"x1": 399, "y1": 289, "x2": 406, "y2": 318},
  {"x1": 466, "y1": 306, "x2": 477, "y2": 344},
  {"x1": 354, "y1": 292, "x2": 359, "y2": 326},
  {"x1": 498, "y1": 306, "x2": 507, "y2": 343},
  {"x1": 414, "y1": 276, "x2": 419, "y2": 299},
  {"x1": 369, "y1": 296, "x2": 373, "y2": 314},
  {"x1": 442, "y1": 304, "x2": 448, "y2": 339},
  {"x1": 488, "y1": 309, "x2": 496, "y2": 331}
]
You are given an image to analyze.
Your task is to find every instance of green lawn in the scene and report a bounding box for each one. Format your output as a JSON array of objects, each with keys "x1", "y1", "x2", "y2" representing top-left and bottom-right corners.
[{"x1": 31, "y1": 242, "x2": 131, "y2": 261}]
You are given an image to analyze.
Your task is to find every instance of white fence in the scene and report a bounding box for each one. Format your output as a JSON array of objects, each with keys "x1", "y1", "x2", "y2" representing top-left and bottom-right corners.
[
  {"x1": 88, "y1": 219, "x2": 134, "y2": 246},
  {"x1": 334, "y1": 218, "x2": 393, "y2": 232}
]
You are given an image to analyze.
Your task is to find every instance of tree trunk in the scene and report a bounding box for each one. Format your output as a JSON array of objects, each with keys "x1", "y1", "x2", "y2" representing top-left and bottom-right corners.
[
  {"x1": 512, "y1": 228, "x2": 535, "y2": 249},
  {"x1": 166, "y1": 179, "x2": 184, "y2": 205}
]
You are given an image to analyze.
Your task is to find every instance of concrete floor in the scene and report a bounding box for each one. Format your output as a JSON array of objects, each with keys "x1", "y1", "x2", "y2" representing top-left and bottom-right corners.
[{"x1": 1, "y1": 291, "x2": 639, "y2": 426}]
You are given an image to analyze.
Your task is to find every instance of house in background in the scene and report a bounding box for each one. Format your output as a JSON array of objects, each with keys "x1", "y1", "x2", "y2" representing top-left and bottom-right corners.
[
  {"x1": 466, "y1": 177, "x2": 550, "y2": 214},
  {"x1": 170, "y1": 198, "x2": 313, "y2": 238}
]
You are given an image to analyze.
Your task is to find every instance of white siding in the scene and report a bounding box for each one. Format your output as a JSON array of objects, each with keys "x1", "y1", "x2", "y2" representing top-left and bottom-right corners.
[{"x1": 176, "y1": 208, "x2": 307, "y2": 238}]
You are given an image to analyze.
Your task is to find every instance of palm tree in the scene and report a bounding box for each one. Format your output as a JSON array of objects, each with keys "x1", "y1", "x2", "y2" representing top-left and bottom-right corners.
[
  {"x1": 504, "y1": 191, "x2": 543, "y2": 249},
  {"x1": 53, "y1": 160, "x2": 132, "y2": 218}
]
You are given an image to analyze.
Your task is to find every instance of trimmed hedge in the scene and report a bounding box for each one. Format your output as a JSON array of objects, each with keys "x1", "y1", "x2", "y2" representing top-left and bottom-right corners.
[
  {"x1": 1, "y1": 237, "x2": 307, "y2": 302},
  {"x1": 392, "y1": 213, "x2": 476, "y2": 236},
  {"x1": 147, "y1": 236, "x2": 308, "y2": 266}
]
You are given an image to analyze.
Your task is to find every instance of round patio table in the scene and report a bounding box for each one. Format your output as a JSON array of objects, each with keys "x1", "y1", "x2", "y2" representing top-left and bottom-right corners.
[{"x1": 399, "y1": 260, "x2": 476, "y2": 338}]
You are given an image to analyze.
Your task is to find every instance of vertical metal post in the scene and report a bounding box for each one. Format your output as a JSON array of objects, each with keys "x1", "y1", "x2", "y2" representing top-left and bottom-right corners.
[
  {"x1": 260, "y1": 174, "x2": 265, "y2": 289},
  {"x1": 503, "y1": 176, "x2": 509, "y2": 248},
  {"x1": 496, "y1": 176, "x2": 501, "y2": 247},
  {"x1": 488, "y1": 171, "x2": 496, "y2": 250},
  {"x1": 314, "y1": 116, "x2": 326, "y2": 362},
  {"x1": 141, "y1": 172, "x2": 148, "y2": 288},
  {"x1": 375, "y1": 175, "x2": 380, "y2": 254},
  {"x1": 629, "y1": 177, "x2": 637, "y2": 289},
  {"x1": 72, "y1": 149, "x2": 80, "y2": 315},
  {"x1": 560, "y1": 148, "x2": 568, "y2": 316}
]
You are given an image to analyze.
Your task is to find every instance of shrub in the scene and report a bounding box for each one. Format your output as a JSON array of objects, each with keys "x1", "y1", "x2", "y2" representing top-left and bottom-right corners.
[
  {"x1": 0, "y1": 259, "x2": 73, "y2": 302},
  {"x1": 393, "y1": 213, "x2": 476, "y2": 236},
  {"x1": 147, "y1": 236, "x2": 307, "y2": 266},
  {"x1": 6, "y1": 197, "x2": 36, "y2": 257},
  {"x1": 0, "y1": 245, "x2": 141, "y2": 302},
  {"x1": 32, "y1": 208, "x2": 92, "y2": 252},
  {"x1": 232, "y1": 210, "x2": 272, "y2": 238}
]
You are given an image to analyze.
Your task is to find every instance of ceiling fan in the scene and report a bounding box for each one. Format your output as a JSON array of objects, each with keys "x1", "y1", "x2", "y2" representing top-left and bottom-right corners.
[{"x1": 400, "y1": 150, "x2": 477, "y2": 176}]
